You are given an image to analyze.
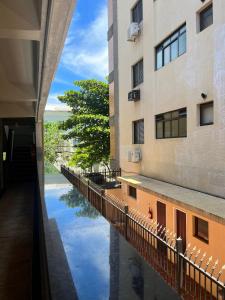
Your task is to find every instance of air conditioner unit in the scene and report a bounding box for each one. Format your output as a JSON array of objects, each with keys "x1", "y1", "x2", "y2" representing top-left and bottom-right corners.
[
  {"x1": 132, "y1": 150, "x2": 142, "y2": 163},
  {"x1": 128, "y1": 89, "x2": 140, "y2": 101},
  {"x1": 127, "y1": 22, "x2": 140, "y2": 41},
  {"x1": 128, "y1": 150, "x2": 133, "y2": 162}
]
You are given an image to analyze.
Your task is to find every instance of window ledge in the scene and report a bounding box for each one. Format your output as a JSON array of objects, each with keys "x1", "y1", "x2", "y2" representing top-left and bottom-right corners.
[
  {"x1": 193, "y1": 235, "x2": 209, "y2": 244},
  {"x1": 200, "y1": 122, "x2": 214, "y2": 126}
]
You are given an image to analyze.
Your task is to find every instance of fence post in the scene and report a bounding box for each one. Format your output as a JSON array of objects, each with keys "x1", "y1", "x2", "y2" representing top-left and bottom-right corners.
[
  {"x1": 222, "y1": 287, "x2": 225, "y2": 300},
  {"x1": 78, "y1": 174, "x2": 81, "y2": 190},
  {"x1": 87, "y1": 180, "x2": 90, "y2": 200},
  {"x1": 124, "y1": 205, "x2": 129, "y2": 240},
  {"x1": 176, "y1": 237, "x2": 183, "y2": 292},
  {"x1": 104, "y1": 169, "x2": 107, "y2": 182},
  {"x1": 101, "y1": 190, "x2": 105, "y2": 214}
]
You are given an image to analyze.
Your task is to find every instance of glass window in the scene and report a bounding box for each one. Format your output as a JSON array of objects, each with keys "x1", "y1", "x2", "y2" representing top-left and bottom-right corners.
[
  {"x1": 200, "y1": 4, "x2": 213, "y2": 32},
  {"x1": 156, "y1": 121, "x2": 164, "y2": 139},
  {"x1": 132, "y1": 0, "x2": 143, "y2": 24},
  {"x1": 172, "y1": 120, "x2": 179, "y2": 137},
  {"x1": 133, "y1": 119, "x2": 144, "y2": 144},
  {"x1": 194, "y1": 217, "x2": 209, "y2": 243},
  {"x1": 178, "y1": 32, "x2": 186, "y2": 55},
  {"x1": 129, "y1": 186, "x2": 137, "y2": 199},
  {"x1": 200, "y1": 102, "x2": 214, "y2": 126},
  {"x1": 164, "y1": 121, "x2": 171, "y2": 138},
  {"x1": 179, "y1": 117, "x2": 187, "y2": 137},
  {"x1": 164, "y1": 112, "x2": 171, "y2": 120},
  {"x1": 156, "y1": 48, "x2": 163, "y2": 69},
  {"x1": 133, "y1": 59, "x2": 143, "y2": 88},
  {"x1": 164, "y1": 46, "x2": 170, "y2": 65},
  {"x1": 155, "y1": 24, "x2": 186, "y2": 70},
  {"x1": 155, "y1": 108, "x2": 187, "y2": 139},
  {"x1": 171, "y1": 40, "x2": 178, "y2": 61}
]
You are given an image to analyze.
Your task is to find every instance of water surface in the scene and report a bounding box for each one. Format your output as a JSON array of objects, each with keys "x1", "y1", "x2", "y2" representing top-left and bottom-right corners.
[{"x1": 45, "y1": 169, "x2": 180, "y2": 300}]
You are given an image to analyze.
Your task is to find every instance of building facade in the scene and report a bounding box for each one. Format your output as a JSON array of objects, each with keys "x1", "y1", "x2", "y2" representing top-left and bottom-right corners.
[{"x1": 108, "y1": 0, "x2": 225, "y2": 263}]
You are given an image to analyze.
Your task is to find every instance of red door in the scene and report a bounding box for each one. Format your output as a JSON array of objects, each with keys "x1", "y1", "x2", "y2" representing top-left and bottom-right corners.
[
  {"x1": 176, "y1": 210, "x2": 186, "y2": 252},
  {"x1": 157, "y1": 201, "x2": 167, "y2": 254},
  {"x1": 157, "y1": 201, "x2": 166, "y2": 228}
]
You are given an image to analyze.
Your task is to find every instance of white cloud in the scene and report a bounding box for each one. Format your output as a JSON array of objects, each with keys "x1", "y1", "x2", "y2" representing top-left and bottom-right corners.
[
  {"x1": 45, "y1": 104, "x2": 71, "y2": 111},
  {"x1": 46, "y1": 92, "x2": 71, "y2": 111},
  {"x1": 61, "y1": 5, "x2": 108, "y2": 79}
]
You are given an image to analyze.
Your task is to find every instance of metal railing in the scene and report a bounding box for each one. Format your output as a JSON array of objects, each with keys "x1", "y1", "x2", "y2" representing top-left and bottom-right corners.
[
  {"x1": 61, "y1": 165, "x2": 225, "y2": 300},
  {"x1": 81, "y1": 168, "x2": 121, "y2": 185}
]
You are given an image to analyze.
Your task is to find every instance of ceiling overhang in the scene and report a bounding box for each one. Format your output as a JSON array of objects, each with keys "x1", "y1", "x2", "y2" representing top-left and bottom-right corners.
[{"x1": 0, "y1": 0, "x2": 76, "y2": 120}]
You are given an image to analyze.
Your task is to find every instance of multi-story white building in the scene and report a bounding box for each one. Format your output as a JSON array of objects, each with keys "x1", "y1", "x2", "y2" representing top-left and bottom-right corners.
[{"x1": 108, "y1": 0, "x2": 225, "y2": 260}]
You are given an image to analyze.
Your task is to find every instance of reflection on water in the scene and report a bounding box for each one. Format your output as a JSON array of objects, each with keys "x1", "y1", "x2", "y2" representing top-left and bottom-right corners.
[{"x1": 45, "y1": 170, "x2": 180, "y2": 300}]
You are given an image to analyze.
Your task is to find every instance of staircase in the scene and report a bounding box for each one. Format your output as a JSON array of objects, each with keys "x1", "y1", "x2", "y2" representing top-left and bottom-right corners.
[{"x1": 8, "y1": 146, "x2": 36, "y2": 182}]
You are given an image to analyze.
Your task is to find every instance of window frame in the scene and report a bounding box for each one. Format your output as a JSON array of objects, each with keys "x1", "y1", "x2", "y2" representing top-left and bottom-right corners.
[
  {"x1": 155, "y1": 24, "x2": 186, "y2": 70},
  {"x1": 132, "y1": 59, "x2": 144, "y2": 88},
  {"x1": 193, "y1": 216, "x2": 209, "y2": 244},
  {"x1": 200, "y1": 101, "x2": 214, "y2": 126},
  {"x1": 155, "y1": 108, "x2": 187, "y2": 139},
  {"x1": 133, "y1": 119, "x2": 144, "y2": 144},
  {"x1": 128, "y1": 186, "x2": 137, "y2": 199},
  {"x1": 131, "y1": 0, "x2": 143, "y2": 24},
  {"x1": 199, "y1": 3, "x2": 213, "y2": 32}
]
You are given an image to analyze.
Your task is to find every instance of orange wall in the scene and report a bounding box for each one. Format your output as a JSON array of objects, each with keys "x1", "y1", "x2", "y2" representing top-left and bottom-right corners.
[{"x1": 106, "y1": 184, "x2": 225, "y2": 278}]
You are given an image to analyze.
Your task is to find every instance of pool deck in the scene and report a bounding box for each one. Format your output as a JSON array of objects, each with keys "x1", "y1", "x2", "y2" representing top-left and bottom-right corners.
[{"x1": 118, "y1": 175, "x2": 225, "y2": 225}]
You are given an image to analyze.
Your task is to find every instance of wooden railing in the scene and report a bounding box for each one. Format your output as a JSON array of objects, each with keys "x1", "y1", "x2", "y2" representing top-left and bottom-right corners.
[{"x1": 61, "y1": 165, "x2": 225, "y2": 300}]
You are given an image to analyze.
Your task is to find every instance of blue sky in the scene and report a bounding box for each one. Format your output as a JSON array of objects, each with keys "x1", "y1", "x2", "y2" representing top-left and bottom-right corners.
[{"x1": 46, "y1": 0, "x2": 108, "y2": 110}]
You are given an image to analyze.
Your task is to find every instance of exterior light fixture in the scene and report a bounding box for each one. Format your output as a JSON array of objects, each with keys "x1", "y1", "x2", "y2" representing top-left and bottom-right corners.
[{"x1": 201, "y1": 93, "x2": 207, "y2": 99}]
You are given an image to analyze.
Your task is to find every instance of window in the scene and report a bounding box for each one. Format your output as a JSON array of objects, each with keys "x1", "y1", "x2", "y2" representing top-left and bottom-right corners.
[
  {"x1": 132, "y1": 0, "x2": 143, "y2": 24},
  {"x1": 156, "y1": 108, "x2": 187, "y2": 139},
  {"x1": 194, "y1": 217, "x2": 209, "y2": 243},
  {"x1": 156, "y1": 24, "x2": 186, "y2": 70},
  {"x1": 129, "y1": 186, "x2": 137, "y2": 199},
  {"x1": 200, "y1": 102, "x2": 214, "y2": 126},
  {"x1": 199, "y1": 4, "x2": 213, "y2": 32},
  {"x1": 132, "y1": 59, "x2": 143, "y2": 88},
  {"x1": 133, "y1": 119, "x2": 144, "y2": 144}
]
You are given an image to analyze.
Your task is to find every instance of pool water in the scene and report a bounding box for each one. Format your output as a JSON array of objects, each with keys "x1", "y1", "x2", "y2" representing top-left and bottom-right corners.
[{"x1": 45, "y1": 170, "x2": 180, "y2": 300}]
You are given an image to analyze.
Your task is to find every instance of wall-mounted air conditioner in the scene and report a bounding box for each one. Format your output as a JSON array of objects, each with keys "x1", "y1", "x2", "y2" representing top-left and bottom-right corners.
[
  {"x1": 128, "y1": 89, "x2": 140, "y2": 101},
  {"x1": 128, "y1": 150, "x2": 133, "y2": 162},
  {"x1": 132, "y1": 150, "x2": 142, "y2": 163},
  {"x1": 127, "y1": 22, "x2": 140, "y2": 42},
  {"x1": 127, "y1": 149, "x2": 142, "y2": 163}
]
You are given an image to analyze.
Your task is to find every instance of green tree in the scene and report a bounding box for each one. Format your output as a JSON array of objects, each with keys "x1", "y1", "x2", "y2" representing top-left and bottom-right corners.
[
  {"x1": 59, "y1": 79, "x2": 109, "y2": 170},
  {"x1": 44, "y1": 122, "x2": 65, "y2": 163}
]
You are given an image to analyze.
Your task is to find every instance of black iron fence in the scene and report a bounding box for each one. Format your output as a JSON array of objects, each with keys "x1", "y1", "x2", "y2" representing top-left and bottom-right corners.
[
  {"x1": 61, "y1": 165, "x2": 225, "y2": 300},
  {"x1": 81, "y1": 168, "x2": 121, "y2": 186}
]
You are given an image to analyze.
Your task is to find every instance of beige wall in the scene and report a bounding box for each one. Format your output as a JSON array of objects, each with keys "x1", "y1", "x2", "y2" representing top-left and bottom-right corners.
[
  {"x1": 115, "y1": 0, "x2": 225, "y2": 197},
  {"x1": 108, "y1": 0, "x2": 120, "y2": 168}
]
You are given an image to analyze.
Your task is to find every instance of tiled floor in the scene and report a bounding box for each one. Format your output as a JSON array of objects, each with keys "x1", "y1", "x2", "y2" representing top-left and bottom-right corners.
[{"x1": 0, "y1": 183, "x2": 34, "y2": 300}]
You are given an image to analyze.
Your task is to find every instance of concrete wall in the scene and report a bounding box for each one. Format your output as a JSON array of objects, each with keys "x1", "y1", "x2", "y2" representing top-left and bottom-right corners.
[{"x1": 114, "y1": 0, "x2": 225, "y2": 197}]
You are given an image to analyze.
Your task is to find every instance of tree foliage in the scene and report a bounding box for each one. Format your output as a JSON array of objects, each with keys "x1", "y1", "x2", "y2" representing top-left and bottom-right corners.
[
  {"x1": 60, "y1": 188, "x2": 99, "y2": 219},
  {"x1": 59, "y1": 79, "x2": 109, "y2": 170},
  {"x1": 44, "y1": 122, "x2": 64, "y2": 163}
]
